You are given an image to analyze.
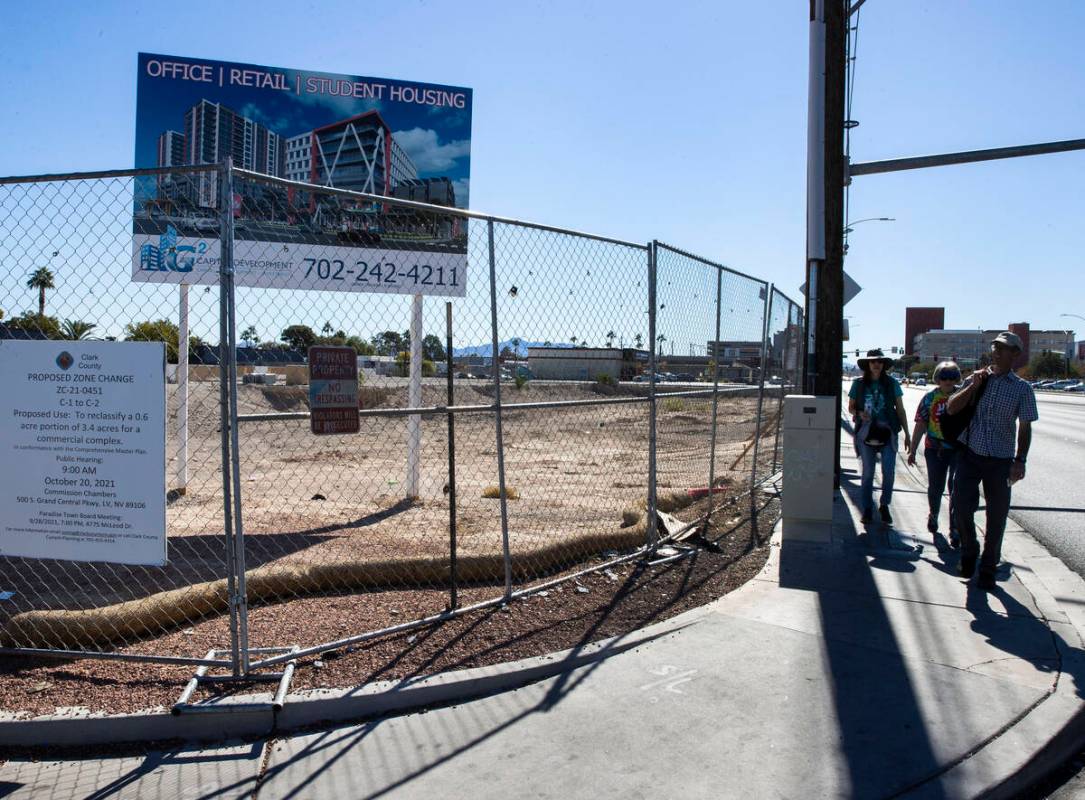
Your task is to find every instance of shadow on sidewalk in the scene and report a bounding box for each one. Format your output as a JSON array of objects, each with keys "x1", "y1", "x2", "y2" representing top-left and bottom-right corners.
[{"x1": 775, "y1": 419, "x2": 1085, "y2": 797}]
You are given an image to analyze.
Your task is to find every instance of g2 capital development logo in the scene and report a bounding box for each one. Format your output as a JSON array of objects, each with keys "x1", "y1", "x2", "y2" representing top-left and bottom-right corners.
[
  {"x1": 139, "y1": 225, "x2": 207, "y2": 273},
  {"x1": 56, "y1": 351, "x2": 74, "y2": 370}
]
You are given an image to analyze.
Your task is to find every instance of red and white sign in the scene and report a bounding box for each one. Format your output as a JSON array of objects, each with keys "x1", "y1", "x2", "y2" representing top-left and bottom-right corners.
[{"x1": 308, "y1": 346, "x2": 359, "y2": 435}]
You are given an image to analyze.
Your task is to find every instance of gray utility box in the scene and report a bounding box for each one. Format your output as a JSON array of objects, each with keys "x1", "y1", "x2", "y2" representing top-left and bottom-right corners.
[{"x1": 782, "y1": 395, "x2": 836, "y2": 527}]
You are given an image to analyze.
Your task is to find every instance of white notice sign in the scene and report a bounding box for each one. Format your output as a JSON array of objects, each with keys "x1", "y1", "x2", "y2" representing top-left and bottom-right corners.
[{"x1": 0, "y1": 341, "x2": 167, "y2": 566}]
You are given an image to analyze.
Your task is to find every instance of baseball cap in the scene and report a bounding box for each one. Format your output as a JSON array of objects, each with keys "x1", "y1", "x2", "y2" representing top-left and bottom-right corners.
[{"x1": 990, "y1": 331, "x2": 1023, "y2": 351}]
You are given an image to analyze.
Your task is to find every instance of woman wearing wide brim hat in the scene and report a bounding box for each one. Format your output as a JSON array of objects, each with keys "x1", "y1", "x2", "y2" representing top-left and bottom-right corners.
[{"x1": 847, "y1": 349, "x2": 912, "y2": 525}]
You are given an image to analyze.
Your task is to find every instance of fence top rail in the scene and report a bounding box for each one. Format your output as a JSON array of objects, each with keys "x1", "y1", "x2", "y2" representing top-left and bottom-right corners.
[
  {"x1": 233, "y1": 167, "x2": 649, "y2": 252},
  {"x1": 654, "y1": 240, "x2": 768, "y2": 287},
  {"x1": 0, "y1": 163, "x2": 222, "y2": 186},
  {"x1": 771, "y1": 285, "x2": 802, "y2": 310}
]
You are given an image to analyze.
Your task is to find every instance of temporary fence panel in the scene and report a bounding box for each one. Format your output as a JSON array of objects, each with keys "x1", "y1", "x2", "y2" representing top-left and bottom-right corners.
[
  {"x1": 0, "y1": 167, "x2": 236, "y2": 665},
  {"x1": 489, "y1": 220, "x2": 651, "y2": 591},
  {"x1": 653, "y1": 243, "x2": 770, "y2": 527}
]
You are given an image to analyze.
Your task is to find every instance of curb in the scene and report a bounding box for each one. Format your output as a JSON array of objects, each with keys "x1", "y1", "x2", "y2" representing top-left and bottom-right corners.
[{"x1": 0, "y1": 596, "x2": 711, "y2": 749}]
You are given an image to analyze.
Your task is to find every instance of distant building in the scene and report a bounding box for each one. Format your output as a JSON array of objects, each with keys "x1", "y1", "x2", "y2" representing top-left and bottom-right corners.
[
  {"x1": 707, "y1": 340, "x2": 763, "y2": 368},
  {"x1": 904, "y1": 307, "x2": 945, "y2": 356},
  {"x1": 913, "y1": 326, "x2": 1073, "y2": 368}
]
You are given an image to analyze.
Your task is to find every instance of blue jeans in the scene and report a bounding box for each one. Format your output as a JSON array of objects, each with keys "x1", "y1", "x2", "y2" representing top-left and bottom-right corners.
[
  {"x1": 954, "y1": 448, "x2": 1012, "y2": 575},
  {"x1": 858, "y1": 433, "x2": 898, "y2": 514},
  {"x1": 923, "y1": 446, "x2": 958, "y2": 531}
]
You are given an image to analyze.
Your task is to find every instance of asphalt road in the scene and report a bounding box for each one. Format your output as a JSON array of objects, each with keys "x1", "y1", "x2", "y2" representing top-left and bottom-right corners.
[{"x1": 898, "y1": 384, "x2": 1085, "y2": 575}]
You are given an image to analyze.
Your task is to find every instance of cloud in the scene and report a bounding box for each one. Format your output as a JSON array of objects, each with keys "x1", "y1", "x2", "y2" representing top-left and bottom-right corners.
[{"x1": 393, "y1": 127, "x2": 471, "y2": 173}]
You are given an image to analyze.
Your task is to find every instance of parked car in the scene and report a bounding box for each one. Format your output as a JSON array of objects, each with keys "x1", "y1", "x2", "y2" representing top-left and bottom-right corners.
[
  {"x1": 1065, "y1": 383, "x2": 1085, "y2": 392},
  {"x1": 1058, "y1": 381, "x2": 1083, "y2": 391},
  {"x1": 676, "y1": 373, "x2": 695, "y2": 382},
  {"x1": 1048, "y1": 379, "x2": 1080, "y2": 390},
  {"x1": 913, "y1": 377, "x2": 927, "y2": 387}
]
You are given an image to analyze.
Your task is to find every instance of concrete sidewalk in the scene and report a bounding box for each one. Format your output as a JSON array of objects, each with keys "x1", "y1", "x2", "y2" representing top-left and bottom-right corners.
[{"x1": 3, "y1": 434, "x2": 1085, "y2": 798}]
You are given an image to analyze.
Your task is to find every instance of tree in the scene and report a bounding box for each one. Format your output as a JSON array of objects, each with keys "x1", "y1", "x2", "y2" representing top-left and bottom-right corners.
[
  {"x1": 61, "y1": 319, "x2": 96, "y2": 340},
  {"x1": 26, "y1": 267, "x2": 55, "y2": 317},
  {"x1": 656, "y1": 333, "x2": 667, "y2": 357},
  {"x1": 543, "y1": 340, "x2": 553, "y2": 347},
  {"x1": 125, "y1": 319, "x2": 181, "y2": 362},
  {"x1": 345, "y1": 335, "x2": 376, "y2": 356},
  {"x1": 321, "y1": 321, "x2": 334, "y2": 336},
  {"x1": 605, "y1": 330, "x2": 616, "y2": 348},
  {"x1": 499, "y1": 345, "x2": 516, "y2": 362},
  {"x1": 569, "y1": 335, "x2": 578, "y2": 347},
  {"x1": 240, "y1": 325, "x2": 259, "y2": 346},
  {"x1": 5, "y1": 311, "x2": 62, "y2": 339},
  {"x1": 421, "y1": 334, "x2": 446, "y2": 362},
  {"x1": 280, "y1": 324, "x2": 317, "y2": 350},
  {"x1": 371, "y1": 330, "x2": 405, "y2": 356},
  {"x1": 633, "y1": 333, "x2": 644, "y2": 349},
  {"x1": 510, "y1": 337, "x2": 523, "y2": 357},
  {"x1": 1027, "y1": 350, "x2": 1075, "y2": 380}
]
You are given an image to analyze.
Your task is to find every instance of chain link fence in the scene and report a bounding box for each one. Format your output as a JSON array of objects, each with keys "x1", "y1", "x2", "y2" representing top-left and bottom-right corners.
[{"x1": 0, "y1": 162, "x2": 802, "y2": 674}]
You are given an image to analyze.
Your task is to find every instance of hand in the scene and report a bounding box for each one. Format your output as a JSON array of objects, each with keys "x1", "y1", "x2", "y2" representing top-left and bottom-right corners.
[
  {"x1": 907, "y1": 450, "x2": 916, "y2": 466},
  {"x1": 902, "y1": 437, "x2": 911, "y2": 456},
  {"x1": 972, "y1": 367, "x2": 990, "y2": 388},
  {"x1": 859, "y1": 410, "x2": 871, "y2": 422},
  {"x1": 1010, "y1": 462, "x2": 1026, "y2": 483}
]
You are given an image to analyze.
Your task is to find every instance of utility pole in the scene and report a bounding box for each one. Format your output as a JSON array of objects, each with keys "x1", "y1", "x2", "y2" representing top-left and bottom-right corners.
[
  {"x1": 817, "y1": 0, "x2": 847, "y2": 483},
  {"x1": 804, "y1": 0, "x2": 848, "y2": 484}
]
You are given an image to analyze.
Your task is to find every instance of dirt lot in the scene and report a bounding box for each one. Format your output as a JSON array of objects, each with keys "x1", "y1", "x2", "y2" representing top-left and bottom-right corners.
[
  {"x1": 0, "y1": 378, "x2": 782, "y2": 716},
  {"x1": 0, "y1": 491, "x2": 779, "y2": 720}
]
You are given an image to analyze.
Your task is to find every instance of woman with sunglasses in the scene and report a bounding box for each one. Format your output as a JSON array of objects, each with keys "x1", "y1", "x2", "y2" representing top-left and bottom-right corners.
[{"x1": 907, "y1": 361, "x2": 962, "y2": 547}]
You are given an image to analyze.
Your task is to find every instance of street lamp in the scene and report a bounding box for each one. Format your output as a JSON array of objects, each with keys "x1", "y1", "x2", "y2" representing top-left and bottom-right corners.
[
  {"x1": 843, "y1": 217, "x2": 895, "y2": 255},
  {"x1": 844, "y1": 216, "x2": 895, "y2": 234}
]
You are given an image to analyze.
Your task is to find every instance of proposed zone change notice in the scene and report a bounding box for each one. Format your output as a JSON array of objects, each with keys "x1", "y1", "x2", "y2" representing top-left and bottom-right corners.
[{"x1": 0, "y1": 341, "x2": 167, "y2": 566}]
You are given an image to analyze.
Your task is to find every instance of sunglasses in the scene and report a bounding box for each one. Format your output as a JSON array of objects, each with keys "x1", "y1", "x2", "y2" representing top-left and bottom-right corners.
[{"x1": 936, "y1": 372, "x2": 961, "y2": 381}]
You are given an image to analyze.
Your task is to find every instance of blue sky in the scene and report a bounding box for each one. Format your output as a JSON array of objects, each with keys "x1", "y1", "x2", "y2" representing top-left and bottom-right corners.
[{"x1": 1, "y1": 1, "x2": 1083, "y2": 355}]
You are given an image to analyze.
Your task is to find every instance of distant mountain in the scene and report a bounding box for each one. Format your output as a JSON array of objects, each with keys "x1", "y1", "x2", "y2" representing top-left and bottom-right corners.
[{"x1": 452, "y1": 340, "x2": 572, "y2": 358}]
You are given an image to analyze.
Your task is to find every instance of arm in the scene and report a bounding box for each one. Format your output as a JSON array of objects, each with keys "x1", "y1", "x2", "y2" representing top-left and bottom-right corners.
[
  {"x1": 895, "y1": 396, "x2": 912, "y2": 454},
  {"x1": 1011, "y1": 421, "x2": 1032, "y2": 482},
  {"x1": 947, "y1": 370, "x2": 987, "y2": 414},
  {"x1": 908, "y1": 416, "x2": 924, "y2": 465}
]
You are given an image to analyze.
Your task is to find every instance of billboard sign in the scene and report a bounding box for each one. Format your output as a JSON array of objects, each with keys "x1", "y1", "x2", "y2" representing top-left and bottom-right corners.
[
  {"x1": 308, "y1": 346, "x2": 360, "y2": 435},
  {"x1": 132, "y1": 53, "x2": 472, "y2": 297}
]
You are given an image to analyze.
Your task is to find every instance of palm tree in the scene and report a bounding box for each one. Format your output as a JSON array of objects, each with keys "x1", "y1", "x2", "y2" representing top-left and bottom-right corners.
[
  {"x1": 240, "y1": 325, "x2": 258, "y2": 346},
  {"x1": 606, "y1": 330, "x2": 616, "y2": 348},
  {"x1": 61, "y1": 319, "x2": 96, "y2": 340},
  {"x1": 510, "y1": 337, "x2": 522, "y2": 357},
  {"x1": 26, "y1": 267, "x2": 55, "y2": 316},
  {"x1": 633, "y1": 333, "x2": 643, "y2": 349},
  {"x1": 657, "y1": 333, "x2": 667, "y2": 357},
  {"x1": 570, "y1": 335, "x2": 578, "y2": 347}
]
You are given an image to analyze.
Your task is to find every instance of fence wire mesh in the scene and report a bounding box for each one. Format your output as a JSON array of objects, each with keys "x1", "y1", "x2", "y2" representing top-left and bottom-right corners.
[
  {"x1": 0, "y1": 167, "x2": 234, "y2": 662},
  {"x1": 0, "y1": 163, "x2": 801, "y2": 669}
]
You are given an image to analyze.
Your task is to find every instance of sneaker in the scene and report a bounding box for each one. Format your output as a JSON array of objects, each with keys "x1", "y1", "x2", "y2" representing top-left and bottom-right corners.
[
  {"x1": 949, "y1": 532, "x2": 960, "y2": 550},
  {"x1": 880, "y1": 506, "x2": 893, "y2": 525},
  {"x1": 927, "y1": 513, "x2": 938, "y2": 534},
  {"x1": 860, "y1": 508, "x2": 873, "y2": 524},
  {"x1": 958, "y1": 557, "x2": 976, "y2": 579},
  {"x1": 978, "y1": 572, "x2": 997, "y2": 591}
]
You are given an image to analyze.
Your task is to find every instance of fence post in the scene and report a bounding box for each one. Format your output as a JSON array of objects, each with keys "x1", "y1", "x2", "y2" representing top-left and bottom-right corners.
[
  {"x1": 487, "y1": 220, "x2": 513, "y2": 599},
  {"x1": 771, "y1": 291, "x2": 786, "y2": 475},
  {"x1": 216, "y1": 160, "x2": 242, "y2": 677},
  {"x1": 646, "y1": 242, "x2": 659, "y2": 546},
  {"x1": 749, "y1": 283, "x2": 772, "y2": 494},
  {"x1": 706, "y1": 264, "x2": 724, "y2": 515},
  {"x1": 176, "y1": 284, "x2": 189, "y2": 494},
  {"x1": 445, "y1": 301, "x2": 459, "y2": 610}
]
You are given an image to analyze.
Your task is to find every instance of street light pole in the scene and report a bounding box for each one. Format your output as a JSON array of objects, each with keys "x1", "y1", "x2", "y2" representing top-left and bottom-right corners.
[{"x1": 1060, "y1": 314, "x2": 1083, "y2": 374}]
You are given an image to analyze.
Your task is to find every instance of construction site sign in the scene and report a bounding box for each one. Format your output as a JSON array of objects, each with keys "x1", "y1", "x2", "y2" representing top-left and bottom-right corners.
[
  {"x1": 308, "y1": 346, "x2": 360, "y2": 435},
  {"x1": 0, "y1": 341, "x2": 167, "y2": 566},
  {"x1": 131, "y1": 53, "x2": 472, "y2": 298}
]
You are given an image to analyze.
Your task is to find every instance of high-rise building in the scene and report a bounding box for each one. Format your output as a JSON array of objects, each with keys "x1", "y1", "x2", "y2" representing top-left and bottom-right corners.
[
  {"x1": 182, "y1": 100, "x2": 283, "y2": 207},
  {"x1": 284, "y1": 133, "x2": 313, "y2": 183},
  {"x1": 905, "y1": 307, "x2": 945, "y2": 355},
  {"x1": 156, "y1": 131, "x2": 186, "y2": 168},
  {"x1": 310, "y1": 110, "x2": 417, "y2": 194}
]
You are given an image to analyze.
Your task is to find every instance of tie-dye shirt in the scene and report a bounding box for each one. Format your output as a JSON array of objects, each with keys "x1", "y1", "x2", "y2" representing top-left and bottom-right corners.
[{"x1": 914, "y1": 388, "x2": 955, "y2": 450}]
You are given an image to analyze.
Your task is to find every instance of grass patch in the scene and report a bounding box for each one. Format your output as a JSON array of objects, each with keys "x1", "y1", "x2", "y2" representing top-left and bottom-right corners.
[{"x1": 482, "y1": 485, "x2": 521, "y2": 500}]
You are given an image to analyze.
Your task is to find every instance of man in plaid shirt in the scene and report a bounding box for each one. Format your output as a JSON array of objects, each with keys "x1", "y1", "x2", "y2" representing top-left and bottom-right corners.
[{"x1": 947, "y1": 331, "x2": 1038, "y2": 590}]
